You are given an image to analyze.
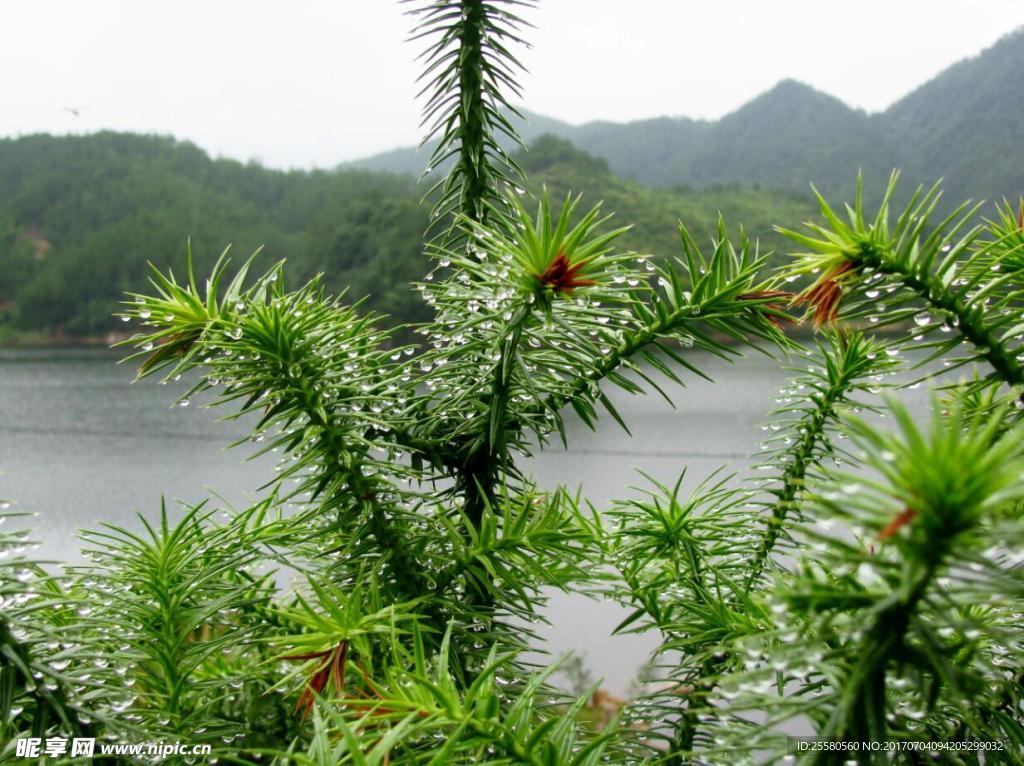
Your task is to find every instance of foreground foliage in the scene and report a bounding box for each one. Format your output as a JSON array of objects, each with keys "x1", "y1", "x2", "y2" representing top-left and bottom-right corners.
[{"x1": 3, "y1": 3, "x2": 1024, "y2": 765}]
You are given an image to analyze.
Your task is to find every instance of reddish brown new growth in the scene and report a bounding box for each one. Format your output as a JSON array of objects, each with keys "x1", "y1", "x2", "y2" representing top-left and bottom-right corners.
[
  {"x1": 792, "y1": 261, "x2": 856, "y2": 329},
  {"x1": 878, "y1": 507, "x2": 918, "y2": 541},
  {"x1": 284, "y1": 640, "x2": 348, "y2": 717},
  {"x1": 538, "y1": 251, "x2": 596, "y2": 294},
  {"x1": 1017, "y1": 200, "x2": 1023, "y2": 231},
  {"x1": 138, "y1": 328, "x2": 200, "y2": 376},
  {"x1": 737, "y1": 290, "x2": 797, "y2": 329}
]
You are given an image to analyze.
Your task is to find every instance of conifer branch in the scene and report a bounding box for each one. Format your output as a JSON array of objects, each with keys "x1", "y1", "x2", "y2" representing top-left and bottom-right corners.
[
  {"x1": 535, "y1": 222, "x2": 795, "y2": 439},
  {"x1": 699, "y1": 399, "x2": 1024, "y2": 760},
  {"x1": 744, "y1": 331, "x2": 897, "y2": 589},
  {"x1": 119, "y1": 255, "x2": 432, "y2": 601},
  {"x1": 407, "y1": 0, "x2": 534, "y2": 228},
  {"x1": 780, "y1": 173, "x2": 1024, "y2": 392},
  {"x1": 0, "y1": 513, "x2": 90, "y2": 741}
]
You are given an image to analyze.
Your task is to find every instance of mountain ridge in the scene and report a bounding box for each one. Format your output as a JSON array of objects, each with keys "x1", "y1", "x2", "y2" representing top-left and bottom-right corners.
[{"x1": 352, "y1": 28, "x2": 1024, "y2": 205}]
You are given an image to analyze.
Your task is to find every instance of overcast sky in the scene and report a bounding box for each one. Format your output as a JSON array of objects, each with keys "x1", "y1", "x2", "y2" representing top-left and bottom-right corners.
[{"x1": 2, "y1": 1, "x2": 1023, "y2": 169}]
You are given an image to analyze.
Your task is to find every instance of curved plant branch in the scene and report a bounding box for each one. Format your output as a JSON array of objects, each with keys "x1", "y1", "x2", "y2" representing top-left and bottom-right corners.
[
  {"x1": 120, "y1": 256, "x2": 431, "y2": 602},
  {"x1": 603, "y1": 329, "x2": 899, "y2": 759},
  {"x1": 539, "y1": 222, "x2": 796, "y2": 438},
  {"x1": 780, "y1": 173, "x2": 1024, "y2": 391}
]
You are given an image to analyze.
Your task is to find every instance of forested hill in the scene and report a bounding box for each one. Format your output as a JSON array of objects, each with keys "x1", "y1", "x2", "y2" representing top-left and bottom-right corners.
[
  {"x1": 355, "y1": 28, "x2": 1024, "y2": 206},
  {"x1": 0, "y1": 133, "x2": 815, "y2": 341}
]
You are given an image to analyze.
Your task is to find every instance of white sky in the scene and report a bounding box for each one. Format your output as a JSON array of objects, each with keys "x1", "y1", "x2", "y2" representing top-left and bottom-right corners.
[{"x1": 2, "y1": 1, "x2": 1022, "y2": 169}]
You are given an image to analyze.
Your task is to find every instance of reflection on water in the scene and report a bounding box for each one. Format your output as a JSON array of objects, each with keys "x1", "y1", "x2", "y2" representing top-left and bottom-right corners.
[{"x1": 0, "y1": 345, "x2": 936, "y2": 693}]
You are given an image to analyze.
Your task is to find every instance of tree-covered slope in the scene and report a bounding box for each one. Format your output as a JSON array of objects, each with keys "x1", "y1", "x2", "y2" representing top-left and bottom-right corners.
[
  {"x1": 682, "y1": 81, "x2": 896, "y2": 193},
  {"x1": 882, "y1": 28, "x2": 1024, "y2": 205},
  {"x1": 0, "y1": 133, "x2": 816, "y2": 340},
  {"x1": 0, "y1": 132, "x2": 429, "y2": 336}
]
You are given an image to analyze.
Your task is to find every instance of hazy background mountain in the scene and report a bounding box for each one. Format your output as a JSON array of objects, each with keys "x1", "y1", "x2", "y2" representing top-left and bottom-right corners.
[{"x1": 354, "y1": 29, "x2": 1024, "y2": 206}]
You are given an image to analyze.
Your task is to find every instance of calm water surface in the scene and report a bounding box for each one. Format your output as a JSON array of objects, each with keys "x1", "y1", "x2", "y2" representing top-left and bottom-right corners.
[{"x1": 0, "y1": 346, "x2": 935, "y2": 693}]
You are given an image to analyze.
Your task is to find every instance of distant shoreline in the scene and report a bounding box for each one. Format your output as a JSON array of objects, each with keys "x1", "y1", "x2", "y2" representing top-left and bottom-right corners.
[
  {"x1": 0, "y1": 330, "x2": 132, "y2": 348},
  {"x1": 0, "y1": 322, "x2": 901, "y2": 351}
]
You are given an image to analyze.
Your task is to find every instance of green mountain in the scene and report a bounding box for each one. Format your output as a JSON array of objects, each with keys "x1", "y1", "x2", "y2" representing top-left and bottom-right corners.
[
  {"x1": 0, "y1": 133, "x2": 815, "y2": 340},
  {"x1": 354, "y1": 28, "x2": 1024, "y2": 205},
  {"x1": 0, "y1": 132, "x2": 430, "y2": 338},
  {"x1": 882, "y1": 28, "x2": 1024, "y2": 205}
]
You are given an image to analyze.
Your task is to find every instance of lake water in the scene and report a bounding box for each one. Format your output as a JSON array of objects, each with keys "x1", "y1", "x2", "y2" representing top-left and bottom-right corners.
[{"x1": 0, "y1": 345, "x2": 935, "y2": 694}]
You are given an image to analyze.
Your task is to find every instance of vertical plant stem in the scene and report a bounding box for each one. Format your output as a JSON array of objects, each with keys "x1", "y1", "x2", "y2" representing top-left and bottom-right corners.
[
  {"x1": 457, "y1": 0, "x2": 489, "y2": 225},
  {"x1": 460, "y1": 303, "x2": 530, "y2": 526},
  {"x1": 744, "y1": 383, "x2": 842, "y2": 591}
]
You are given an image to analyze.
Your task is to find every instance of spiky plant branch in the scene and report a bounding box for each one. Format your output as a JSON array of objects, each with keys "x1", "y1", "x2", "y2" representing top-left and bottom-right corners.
[
  {"x1": 459, "y1": 301, "x2": 531, "y2": 525},
  {"x1": 744, "y1": 331, "x2": 897, "y2": 590},
  {"x1": 809, "y1": 401, "x2": 1024, "y2": 750},
  {"x1": 120, "y1": 255, "x2": 434, "y2": 604},
  {"x1": 781, "y1": 174, "x2": 1024, "y2": 392},
  {"x1": 544, "y1": 223, "x2": 794, "y2": 431},
  {"x1": 419, "y1": 192, "x2": 634, "y2": 522},
  {"x1": 279, "y1": 625, "x2": 620, "y2": 765},
  {"x1": 693, "y1": 399, "x2": 1024, "y2": 762},
  {"x1": 0, "y1": 511, "x2": 89, "y2": 745},
  {"x1": 609, "y1": 333, "x2": 893, "y2": 761},
  {"x1": 675, "y1": 336, "x2": 894, "y2": 759},
  {"x1": 407, "y1": 0, "x2": 533, "y2": 228},
  {"x1": 67, "y1": 501, "x2": 290, "y2": 744}
]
